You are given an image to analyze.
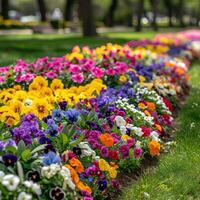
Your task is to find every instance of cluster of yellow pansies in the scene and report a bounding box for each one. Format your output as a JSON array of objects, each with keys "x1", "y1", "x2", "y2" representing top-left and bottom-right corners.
[{"x1": 0, "y1": 76, "x2": 106, "y2": 125}]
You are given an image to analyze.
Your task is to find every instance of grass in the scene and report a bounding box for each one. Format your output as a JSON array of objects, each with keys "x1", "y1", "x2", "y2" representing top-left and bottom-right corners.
[
  {"x1": 0, "y1": 28, "x2": 186, "y2": 66},
  {"x1": 121, "y1": 61, "x2": 200, "y2": 200}
]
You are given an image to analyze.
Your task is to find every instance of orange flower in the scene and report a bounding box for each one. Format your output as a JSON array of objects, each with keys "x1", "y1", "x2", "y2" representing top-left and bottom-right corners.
[
  {"x1": 148, "y1": 140, "x2": 161, "y2": 156},
  {"x1": 155, "y1": 124, "x2": 163, "y2": 132},
  {"x1": 146, "y1": 102, "x2": 156, "y2": 111},
  {"x1": 144, "y1": 110, "x2": 151, "y2": 116},
  {"x1": 69, "y1": 158, "x2": 84, "y2": 174},
  {"x1": 138, "y1": 102, "x2": 146, "y2": 110},
  {"x1": 64, "y1": 164, "x2": 80, "y2": 184},
  {"x1": 99, "y1": 133, "x2": 114, "y2": 147},
  {"x1": 76, "y1": 181, "x2": 92, "y2": 194}
]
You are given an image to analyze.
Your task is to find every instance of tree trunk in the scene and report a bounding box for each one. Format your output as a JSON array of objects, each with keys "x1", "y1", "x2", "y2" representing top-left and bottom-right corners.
[
  {"x1": 177, "y1": 0, "x2": 185, "y2": 27},
  {"x1": 37, "y1": 0, "x2": 47, "y2": 22},
  {"x1": 124, "y1": 0, "x2": 133, "y2": 27},
  {"x1": 105, "y1": 0, "x2": 118, "y2": 27},
  {"x1": 150, "y1": 0, "x2": 158, "y2": 31},
  {"x1": 1, "y1": 0, "x2": 9, "y2": 20},
  {"x1": 136, "y1": 0, "x2": 144, "y2": 32},
  {"x1": 79, "y1": 0, "x2": 97, "y2": 36},
  {"x1": 64, "y1": 0, "x2": 75, "y2": 21},
  {"x1": 163, "y1": 0, "x2": 173, "y2": 27}
]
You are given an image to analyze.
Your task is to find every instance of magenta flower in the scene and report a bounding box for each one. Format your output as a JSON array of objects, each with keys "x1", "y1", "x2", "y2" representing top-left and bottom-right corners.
[
  {"x1": 100, "y1": 146, "x2": 109, "y2": 157},
  {"x1": 72, "y1": 73, "x2": 84, "y2": 83},
  {"x1": 134, "y1": 147, "x2": 142, "y2": 158}
]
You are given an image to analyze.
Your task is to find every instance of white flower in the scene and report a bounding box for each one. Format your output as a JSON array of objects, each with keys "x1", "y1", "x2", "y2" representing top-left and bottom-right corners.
[
  {"x1": 133, "y1": 127, "x2": 143, "y2": 137},
  {"x1": 41, "y1": 164, "x2": 60, "y2": 179},
  {"x1": 119, "y1": 126, "x2": 127, "y2": 135},
  {"x1": 23, "y1": 181, "x2": 41, "y2": 196},
  {"x1": 60, "y1": 167, "x2": 75, "y2": 190},
  {"x1": 135, "y1": 141, "x2": 141, "y2": 148},
  {"x1": 126, "y1": 123, "x2": 134, "y2": 130},
  {"x1": 79, "y1": 142, "x2": 96, "y2": 158},
  {"x1": 150, "y1": 131, "x2": 160, "y2": 142},
  {"x1": 115, "y1": 116, "x2": 126, "y2": 127},
  {"x1": 2, "y1": 174, "x2": 20, "y2": 191},
  {"x1": 17, "y1": 192, "x2": 32, "y2": 200}
]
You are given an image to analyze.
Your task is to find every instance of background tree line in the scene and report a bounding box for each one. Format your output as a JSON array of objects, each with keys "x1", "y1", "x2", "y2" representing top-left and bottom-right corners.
[{"x1": 0, "y1": 0, "x2": 200, "y2": 36}]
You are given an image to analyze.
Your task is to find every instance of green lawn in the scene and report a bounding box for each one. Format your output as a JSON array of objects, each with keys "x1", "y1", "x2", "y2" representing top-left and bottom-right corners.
[
  {"x1": 121, "y1": 61, "x2": 200, "y2": 200},
  {"x1": 0, "y1": 28, "x2": 185, "y2": 66}
]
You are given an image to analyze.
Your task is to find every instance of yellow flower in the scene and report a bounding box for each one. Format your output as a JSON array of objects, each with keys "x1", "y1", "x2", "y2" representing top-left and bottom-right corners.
[
  {"x1": 138, "y1": 102, "x2": 146, "y2": 110},
  {"x1": 31, "y1": 76, "x2": 48, "y2": 89},
  {"x1": 139, "y1": 75, "x2": 146, "y2": 83},
  {"x1": 32, "y1": 99, "x2": 51, "y2": 120},
  {"x1": 121, "y1": 134, "x2": 132, "y2": 142},
  {"x1": 99, "y1": 159, "x2": 110, "y2": 171},
  {"x1": 40, "y1": 87, "x2": 53, "y2": 97},
  {"x1": 119, "y1": 75, "x2": 127, "y2": 83},
  {"x1": 0, "y1": 110, "x2": 20, "y2": 126},
  {"x1": 108, "y1": 167, "x2": 117, "y2": 179},
  {"x1": 50, "y1": 79, "x2": 64, "y2": 91},
  {"x1": 10, "y1": 100, "x2": 23, "y2": 113}
]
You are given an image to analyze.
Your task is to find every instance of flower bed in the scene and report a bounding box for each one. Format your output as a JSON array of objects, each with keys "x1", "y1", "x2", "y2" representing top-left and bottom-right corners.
[{"x1": 0, "y1": 30, "x2": 200, "y2": 200}]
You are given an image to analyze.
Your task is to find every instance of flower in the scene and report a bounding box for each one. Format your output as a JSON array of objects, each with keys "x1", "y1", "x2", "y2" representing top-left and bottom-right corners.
[
  {"x1": 134, "y1": 147, "x2": 143, "y2": 158},
  {"x1": 52, "y1": 109, "x2": 63, "y2": 122},
  {"x1": 97, "y1": 180, "x2": 108, "y2": 191},
  {"x1": 148, "y1": 140, "x2": 161, "y2": 156},
  {"x1": 63, "y1": 108, "x2": 80, "y2": 123},
  {"x1": 50, "y1": 79, "x2": 64, "y2": 91},
  {"x1": 115, "y1": 115, "x2": 126, "y2": 127},
  {"x1": 2, "y1": 174, "x2": 20, "y2": 191},
  {"x1": 49, "y1": 187, "x2": 65, "y2": 200},
  {"x1": 72, "y1": 73, "x2": 84, "y2": 83},
  {"x1": 69, "y1": 158, "x2": 84, "y2": 174},
  {"x1": 27, "y1": 171, "x2": 40, "y2": 182},
  {"x1": 43, "y1": 151, "x2": 61, "y2": 166},
  {"x1": 60, "y1": 166, "x2": 75, "y2": 190},
  {"x1": 99, "y1": 133, "x2": 114, "y2": 147},
  {"x1": 23, "y1": 180, "x2": 42, "y2": 195},
  {"x1": 41, "y1": 164, "x2": 61, "y2": 179},
  {"x1": 2, "y1": 154, "x2": 17, "y2": 167},
  {"x1": 119, "y1": 144, "x2": 130, "y2": 158},
  {"x1": 100, "y1": 146, "x2": 109, "y2": 157},
  {"x1": 17, "y1": 192, "x2": 32, "y2": 200}
]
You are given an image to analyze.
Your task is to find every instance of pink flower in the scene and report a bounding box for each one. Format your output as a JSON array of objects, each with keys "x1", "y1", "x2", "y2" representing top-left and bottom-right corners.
[
  {"x1": 16, "y1": 73, "x2": 35, "y2": 82},
  {"x1": 0, "y1": 76, "x2": 5, "y2": 83},
  {"x1": 115, "y1": 62, "x2": 128, "y2": 74},
  {"x1": 69, "y1": 64, "x2": 81, "y2": 74},
  {"x1": 92, "y1": 67, "x2": 104, "y2": 78},
  {"x1": 134, "y1": 147, "x2": 142, "y2": 158},
  {"x1": 106, "y1": 68, "x2": 116, "y2": 76},
  {"x1": 0, "y1": 67, "x2": 9, "y2": 74},
  {"x1": 45, "y1": 71, "x2": 57, "y2": 79},
  {"x1": 72, "y1": 73, "x2": 84, "y2": 83}
]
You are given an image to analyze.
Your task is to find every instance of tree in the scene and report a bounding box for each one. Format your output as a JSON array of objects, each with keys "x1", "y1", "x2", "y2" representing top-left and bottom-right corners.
[
  {"x1": 177, "y1": 0, "x2": 185, "y2": 27},
  {"x1": 105, "y1": 0, "x2": 118, "y2": 27},
  {"x1": 1, "y1": 0, "x2": 9, "y2": 19},
  {"x1": 37, "y1": 0, "x2": 47, "y2": 22},
  {"x1": 64, "y1": 0, "x2": 76, "y2": 21},
  {"x1": 163, "y1": 0, "x2": 173, "y2": 27},
  {"x1": 150, "y1": 0, "x2": 158, "y2": 31},
  {"x1": 79, "y1": 0, "x2": 97, "y2": 36},
  {"x1": 136, "y1": 0, "x2": 144, "y2": 32}
]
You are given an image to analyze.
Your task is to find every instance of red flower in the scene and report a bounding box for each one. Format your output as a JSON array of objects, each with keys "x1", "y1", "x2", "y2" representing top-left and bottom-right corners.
[
  {"x1": 109, "y1": 150, "x2": 119, "y2": 160},
  {"x1": 141, "y1": 126, "x2": 152, "y2": 137},
  {"x1": 163, "y1": 98, "x2": 173, "y2": 112}
]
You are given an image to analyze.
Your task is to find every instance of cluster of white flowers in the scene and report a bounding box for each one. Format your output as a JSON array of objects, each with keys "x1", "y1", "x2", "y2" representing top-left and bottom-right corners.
[
  {"x1": 41, "y1": 163, "x2": 61, "y2": 179},
  {"x1": 116, "y1": 98, "x2": 154, "y2": 125},
  {"x1": 60, "y1": 166, "x2": 75, "y2": 190},
  {"x1": 23, "y1": 181, "x2": 41, "y2": 195},
  {"x1": 41, "y1": 164, "x2": 75, "y2": 191},
  {"x1": 135, "y1": 86, "x2": 172, "y2": 115},
  {"x1": 79, "y1": 141, "x2": 100, "y2": 160},
  {"x1": 150, "y1": 131, "x2": 160, "y2": 142}
]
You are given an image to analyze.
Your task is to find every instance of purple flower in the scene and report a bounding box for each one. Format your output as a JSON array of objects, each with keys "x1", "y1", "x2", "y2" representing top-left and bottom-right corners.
[
  {"x1": 134, "y1": 147, "x2": 143, "y2": 158},
  {"x1": 2, "y1": 153, "x2": 18, "y2": 167},
  {"x1": 112, "y1": 179, "x2": 120, "y2": 189},
  {"x1": 100, "y1": 146, "x2": 109, "y2": 157},
  {"x1": 97, "y1": 180, "x2": 108, "y2": 191},
  {"x1": 119, "y1": 144, "x2": 130, "y2": 158}
]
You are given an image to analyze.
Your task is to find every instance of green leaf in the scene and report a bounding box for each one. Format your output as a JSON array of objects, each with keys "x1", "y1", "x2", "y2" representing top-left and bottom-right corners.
[
  {"x1": 21, "y1": 149, "x2": 31, "y2": 161},
  {"x1": 62, "y1": 122, "x2": 68, "y2": 134},
  {"x1": 17, "y1": 140, "x2": 26, "y2": 156},
  {"x1": 17, "y1": 161, "x2": 24, "y2": 182},
  {"x1": 70, "y1": 134, "x2": 84, "y2": 148},
  {"x1": 31, "y1": 144, "x2": 47, "y2": 155},
  {"x1": 5, "y1": 145, "x2": 17, "y2": 154},
  {"x1": 59, "y1": 133, "x2": 68, "y2": 146}
]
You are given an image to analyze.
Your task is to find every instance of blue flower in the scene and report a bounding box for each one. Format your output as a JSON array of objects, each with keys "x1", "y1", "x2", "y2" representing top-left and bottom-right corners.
[
  {"x1": 97, "y1": 180, "x2": 108, "y2": 191},
  {"x1": 52, "y1": 109, "x2": 63, "y2": 122},
  {"x1": 63, "y1": 109, "x2": 80, "y2": 123},
  {"x1": 43, "y1": 151, "x2": 61, "y2": 166}
]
